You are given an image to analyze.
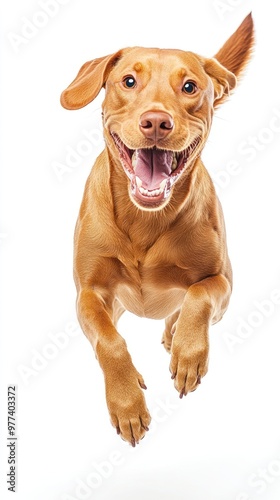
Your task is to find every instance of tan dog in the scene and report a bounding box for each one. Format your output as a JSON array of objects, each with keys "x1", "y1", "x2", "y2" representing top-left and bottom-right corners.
[{"x1": 61, "y1": 14, "x2": 254, "y2": 446}]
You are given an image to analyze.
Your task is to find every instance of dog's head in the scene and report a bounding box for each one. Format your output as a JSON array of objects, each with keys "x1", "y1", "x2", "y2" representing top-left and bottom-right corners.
[{"x1": 61, "y1": 14, "x2": 254, "y2": 211}]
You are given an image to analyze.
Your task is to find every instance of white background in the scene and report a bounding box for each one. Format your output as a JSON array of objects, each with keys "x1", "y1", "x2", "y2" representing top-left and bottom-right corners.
[{"x1": 1, "y1": 1, "x2": 280, "y2": 499}]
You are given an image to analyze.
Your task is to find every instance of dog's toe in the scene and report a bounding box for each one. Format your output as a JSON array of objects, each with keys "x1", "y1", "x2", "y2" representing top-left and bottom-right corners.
[{"x1": 112, "y1": 410, "x2": 151, "y2": 446}]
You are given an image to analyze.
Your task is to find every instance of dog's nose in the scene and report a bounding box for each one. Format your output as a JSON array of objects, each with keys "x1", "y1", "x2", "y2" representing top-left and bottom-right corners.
[{"x1": 139, "y1": 111, "x2": 174, "y2": 141}]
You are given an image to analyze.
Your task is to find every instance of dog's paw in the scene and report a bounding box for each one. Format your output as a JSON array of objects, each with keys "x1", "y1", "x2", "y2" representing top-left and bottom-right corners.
[
  {"x1": 169, "y1": 330, "x2": 209, "y2": 397},
  {"x1": 106, "y1": 372, "x2": 151, "y2": 446}
]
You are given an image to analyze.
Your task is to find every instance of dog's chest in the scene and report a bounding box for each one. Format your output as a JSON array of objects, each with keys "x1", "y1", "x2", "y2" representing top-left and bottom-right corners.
[
  {"x1": 109, "y1": 217, "x2": 221, "y2": 319},
  {"x1": 115, "y1": 241, "x2": 204, "y2": 319},
  {"x1": 116, "y1": 262, "x2": 186, "y2": 319}
]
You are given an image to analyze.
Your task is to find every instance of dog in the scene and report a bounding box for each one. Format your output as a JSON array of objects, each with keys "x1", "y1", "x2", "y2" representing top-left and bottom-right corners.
[{"x1": 61, "y1": 13, "x2": 254, "y2": 446}]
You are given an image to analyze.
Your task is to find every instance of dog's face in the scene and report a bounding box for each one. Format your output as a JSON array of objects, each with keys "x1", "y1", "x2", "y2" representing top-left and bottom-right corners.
[
  {"x1": 102, "y1": 48, "x2": 235, "y2": 209},
  {"x1": 61, "y1": 14, "x2": 253, "y2": 210}
]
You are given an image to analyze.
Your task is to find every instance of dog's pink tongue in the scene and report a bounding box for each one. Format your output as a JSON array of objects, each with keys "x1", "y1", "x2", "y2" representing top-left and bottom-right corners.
[{"x1": 134, "y1": 149, "x2": 173, "y2": 190}]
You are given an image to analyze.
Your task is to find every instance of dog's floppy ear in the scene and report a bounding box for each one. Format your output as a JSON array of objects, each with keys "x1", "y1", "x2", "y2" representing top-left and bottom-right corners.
[
  {"x1": 205, "y1": 12, "x2": 254, "y2": 107},
  {"x1": 204, "y1": 58, "x2": 236, "y2": 107},
  {"x1": 61, "y1": 51, "x2": 122, "y2": 110}
]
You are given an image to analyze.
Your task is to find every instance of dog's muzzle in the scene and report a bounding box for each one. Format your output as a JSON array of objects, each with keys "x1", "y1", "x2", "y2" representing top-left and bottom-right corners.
[{"x1": 111, "y1": 133, "x2": 200, "y2": 209}]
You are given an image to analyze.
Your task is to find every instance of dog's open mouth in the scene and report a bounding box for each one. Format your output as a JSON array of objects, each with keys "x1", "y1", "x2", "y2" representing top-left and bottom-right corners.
[{"x1": 111, "y1": 133, "x2": 200, "y2": 208}]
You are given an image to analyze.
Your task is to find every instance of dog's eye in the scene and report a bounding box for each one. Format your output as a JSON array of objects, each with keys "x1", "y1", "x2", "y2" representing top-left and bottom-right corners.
[
  {"x1": 122, "y1": 76, "x2": 137, "y2": 89},
  {"x1": 182, "y1": 81, "x2": 197, "y2": 95}
]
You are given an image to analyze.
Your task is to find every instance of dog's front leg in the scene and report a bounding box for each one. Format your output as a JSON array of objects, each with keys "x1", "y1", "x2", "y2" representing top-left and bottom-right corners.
[
  {"x1": 77, "y1": 288, "x2": 151, "y2": 445},
  {"x1": 170, "y1": 274, "x2": 231, "y2": 397}
]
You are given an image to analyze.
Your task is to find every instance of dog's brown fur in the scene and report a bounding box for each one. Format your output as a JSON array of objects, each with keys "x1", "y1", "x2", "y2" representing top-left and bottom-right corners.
[{"x1": 61, "y1": 14, "x2": 254, "y2": 446}]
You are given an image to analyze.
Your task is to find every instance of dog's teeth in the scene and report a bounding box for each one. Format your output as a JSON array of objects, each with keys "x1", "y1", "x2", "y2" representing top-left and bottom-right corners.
[
  {"x1": 136, "y1": 176, "x2": 142, "y2": 188},
  {"x1": 137, "y1": 179, "x2": 168, "y2": 198},
  {"x1": 132, "y1": 151, "x2": 137, "y2": 168},
  {"x1": 159, "y1": 179, "x2": 168, "y2": 192},
  {"x1": 139, "y1": 187, "x2": 148, "y2": 196},
  {"x1": 171, "y1": 154, "x2": 177, "y2": 172},
  {"x1": 139, "y1": 187, "x2": 155, "y2": 197}
]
